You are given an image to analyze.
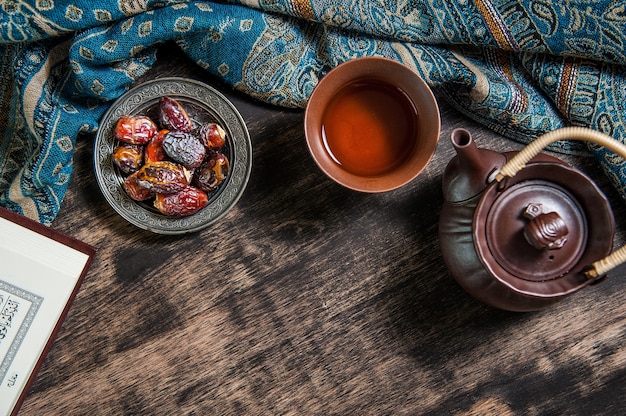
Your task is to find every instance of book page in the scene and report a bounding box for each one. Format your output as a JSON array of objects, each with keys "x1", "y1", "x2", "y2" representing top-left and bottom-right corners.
[{"x1": 0, "y1": 217, "x2": 92, "y2": 416}]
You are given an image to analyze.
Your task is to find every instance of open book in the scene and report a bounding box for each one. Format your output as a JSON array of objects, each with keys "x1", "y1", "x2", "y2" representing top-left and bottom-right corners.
[{"x1": 0, "y1": 206, "x2": 95, "y2": 416}]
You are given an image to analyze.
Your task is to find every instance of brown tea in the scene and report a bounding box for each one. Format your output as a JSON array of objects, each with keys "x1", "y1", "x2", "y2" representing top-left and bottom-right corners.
[{"x1": 321, "y1": 79, "x2": 418, "y2": 176}]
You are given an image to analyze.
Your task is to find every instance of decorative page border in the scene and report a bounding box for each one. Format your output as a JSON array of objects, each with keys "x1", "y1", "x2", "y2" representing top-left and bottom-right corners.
[{"x1": 0, "y1": 280, "x2": 43, "y2": 383}]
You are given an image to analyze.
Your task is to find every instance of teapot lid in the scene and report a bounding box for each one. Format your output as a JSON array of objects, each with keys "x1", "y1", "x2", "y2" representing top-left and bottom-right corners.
[{"x1": 473, "y1": 161, "x2": 614, "y2": 298}]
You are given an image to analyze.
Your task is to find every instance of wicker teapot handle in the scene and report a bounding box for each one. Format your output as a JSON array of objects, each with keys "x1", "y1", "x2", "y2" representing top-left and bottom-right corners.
[{"x1": 494, "y1": 127, "x2": 626, "y2": 279}]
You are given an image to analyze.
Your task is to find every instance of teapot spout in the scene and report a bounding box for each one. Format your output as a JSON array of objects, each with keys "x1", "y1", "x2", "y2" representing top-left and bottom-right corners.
[{"x1": 442, "y1": 128, "x2": 507, "y2": 203}]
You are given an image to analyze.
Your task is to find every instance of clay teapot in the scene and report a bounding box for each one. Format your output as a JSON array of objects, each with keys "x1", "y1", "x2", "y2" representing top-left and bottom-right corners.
[{"x1": 439, "y1": 127, "x2": 626, "y2": 311}]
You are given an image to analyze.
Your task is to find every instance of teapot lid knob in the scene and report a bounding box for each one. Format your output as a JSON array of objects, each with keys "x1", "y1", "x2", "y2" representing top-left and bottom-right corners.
[{"x1": 522, "y1": 203, "x2": 569, "y2": 250}]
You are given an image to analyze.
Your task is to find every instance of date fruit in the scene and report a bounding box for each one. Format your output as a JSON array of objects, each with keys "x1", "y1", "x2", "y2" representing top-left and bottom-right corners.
[
  {"x1": 123, "y1": 172, "x2": 153, "y2": 201},
  {"x1": 162, "y1": 131, "x2": 206, "y2": 169},
  {"x1": 112, "y1": 144, "x2": 144, "y2": 174},
  {"x1": 159, "y1": 96, "x2": 192, "y2": 132},
  {"x1": 194, "y1": 151, "x2": 230, "y2": 192},
  {"x1": 136, "y1": 161, "x2": 191, "y2": 194},
  {"x1": 154, "y1": 186, "x2": 208, "y2": 216},
  {"x1": 145, "y1": 129, "x2": 169, "y2": 164},
  {"x1": 199, "y1": 122, "x2": 226, "y2": 149},
  {"x1": 114, "y1": 115, "x2": 157, "y2": 145}
]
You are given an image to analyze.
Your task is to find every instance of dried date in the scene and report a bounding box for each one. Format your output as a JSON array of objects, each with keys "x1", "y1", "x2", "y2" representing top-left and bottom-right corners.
[
  {"x1": 199, "y1": 122, "x2": 226, "y2": 150},
  {"x1": 154, "y1": 186, "x2": 208, "y2": 217},
  {"x1": 112, "y1": 144, "x2": 144, "y2": 174},
  {"x1": 114, "y1": 115, "x2": 157, "y2": 145},
  {"x1": 194, "y1": 151, "x2": 230, "y2": 192},
  {"x1": 123, "y1": 172, "x2": 153, "y2": 201},
  {"x1": 136, "y1": 161, "x2": 191, "y2": 194},
  {"x1": 159, "y1": 96, "x2": 192, "y2": 132},
  {"x1": 145, "y1": 129, "x2": 169, "y2": 164},
  {"x1": 162, "y1": 131, "x2": 206, "y2": 169}
]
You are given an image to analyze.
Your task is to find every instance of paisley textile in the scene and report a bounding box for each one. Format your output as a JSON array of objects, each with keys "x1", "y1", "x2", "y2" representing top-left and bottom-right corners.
[{"x1": 0, "y1": 0, "x2": 624, "y2": 224}]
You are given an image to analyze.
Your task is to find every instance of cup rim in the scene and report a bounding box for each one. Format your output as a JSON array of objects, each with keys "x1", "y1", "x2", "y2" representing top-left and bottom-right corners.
[{"x1": 304, "y1": 56, "x2": 441, "y2": 192}]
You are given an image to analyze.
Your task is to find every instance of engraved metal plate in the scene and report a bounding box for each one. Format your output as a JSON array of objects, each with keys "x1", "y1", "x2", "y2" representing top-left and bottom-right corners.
[{"x1": 94, "y1": 78, "x2": 252, "y2": 234}]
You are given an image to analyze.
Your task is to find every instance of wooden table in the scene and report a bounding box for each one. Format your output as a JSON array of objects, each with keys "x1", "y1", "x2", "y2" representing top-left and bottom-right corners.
[{"x1": 20, "y1": 44, "x2": 626, "y2": 415}]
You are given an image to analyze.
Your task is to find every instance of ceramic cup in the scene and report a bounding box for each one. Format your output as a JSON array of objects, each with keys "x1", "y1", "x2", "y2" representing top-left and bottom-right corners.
[{"x1": 304, "y1": 56, "x2": 440, "y2": 192}]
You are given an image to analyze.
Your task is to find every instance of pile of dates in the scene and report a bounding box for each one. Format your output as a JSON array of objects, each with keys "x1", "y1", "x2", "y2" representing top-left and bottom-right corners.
[{"x1": 112, "y1": 96, "x2": 230, "y2": 217}]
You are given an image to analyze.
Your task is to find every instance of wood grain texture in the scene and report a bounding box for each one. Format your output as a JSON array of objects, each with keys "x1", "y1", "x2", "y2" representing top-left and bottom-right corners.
[{"x1": 18, "y1": 43, "x2": 626, "y2": 415}]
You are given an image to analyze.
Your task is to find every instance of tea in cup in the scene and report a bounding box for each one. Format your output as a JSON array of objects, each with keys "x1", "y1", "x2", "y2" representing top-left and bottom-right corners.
[{"x1": 304, "y1": 56, "x2": 440, "y2": 192}]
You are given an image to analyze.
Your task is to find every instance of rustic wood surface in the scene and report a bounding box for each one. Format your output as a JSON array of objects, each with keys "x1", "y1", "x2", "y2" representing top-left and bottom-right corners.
[{"x1": 19, "y1": 43, "x2": 626, "y2": 415}]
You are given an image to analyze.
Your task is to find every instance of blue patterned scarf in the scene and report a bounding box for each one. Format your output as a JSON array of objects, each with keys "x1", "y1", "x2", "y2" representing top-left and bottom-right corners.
[{"x1": 0, "y1": 1, "x2": 624, "y2": 224}]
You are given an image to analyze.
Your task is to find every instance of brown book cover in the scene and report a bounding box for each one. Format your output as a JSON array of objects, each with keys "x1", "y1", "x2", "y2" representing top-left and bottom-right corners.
[{"x1": 0, "y1": 206, "x2": 96, "y2": 416}]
